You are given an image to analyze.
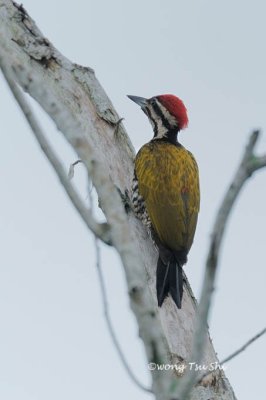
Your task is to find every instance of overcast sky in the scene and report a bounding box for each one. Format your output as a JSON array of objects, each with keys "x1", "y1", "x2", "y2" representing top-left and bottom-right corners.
[{"x1": 1, "y1": 1, "x2": 266, "y2": 399}]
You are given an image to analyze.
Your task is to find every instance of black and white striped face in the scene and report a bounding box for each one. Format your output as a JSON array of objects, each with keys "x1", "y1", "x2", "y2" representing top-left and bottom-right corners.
[
  {"x1": 143, "y1": 97, "x2": 178, "y2": 139},
  {"x1": 128, "y1": 95, "x2": 180, "y2": 139}
]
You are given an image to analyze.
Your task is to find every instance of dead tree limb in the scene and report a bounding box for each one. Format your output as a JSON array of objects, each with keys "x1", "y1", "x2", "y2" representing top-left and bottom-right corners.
[{"x1": 1, "y1": 1, "x2": 258, "y2": 399}]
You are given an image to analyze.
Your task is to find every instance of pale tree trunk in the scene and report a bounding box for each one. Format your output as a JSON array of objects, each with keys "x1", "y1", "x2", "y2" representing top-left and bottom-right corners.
[{"x1": 0, "y1": 1, "x2": 237, "y2": 399}]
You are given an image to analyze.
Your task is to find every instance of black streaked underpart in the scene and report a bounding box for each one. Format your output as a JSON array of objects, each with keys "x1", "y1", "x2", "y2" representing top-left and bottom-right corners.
[{"x1": 131, "y1": 171, "x2": 151, "y2": 228}]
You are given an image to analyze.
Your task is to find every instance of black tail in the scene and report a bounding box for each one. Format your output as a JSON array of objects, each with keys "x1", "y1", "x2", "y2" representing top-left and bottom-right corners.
[{"x1": 156, "y1": 256, "x2": 183, "y2": 309}]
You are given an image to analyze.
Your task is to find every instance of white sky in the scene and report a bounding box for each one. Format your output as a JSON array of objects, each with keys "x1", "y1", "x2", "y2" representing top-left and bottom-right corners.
[{"x1": 1, "y1": 1, "x2": 266, "y2": 399}]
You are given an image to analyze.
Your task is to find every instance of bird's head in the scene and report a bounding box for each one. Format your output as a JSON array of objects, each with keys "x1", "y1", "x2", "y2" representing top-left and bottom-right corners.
[{"x1": 127, "y1": 94, "x2": 188, "y2": 141}]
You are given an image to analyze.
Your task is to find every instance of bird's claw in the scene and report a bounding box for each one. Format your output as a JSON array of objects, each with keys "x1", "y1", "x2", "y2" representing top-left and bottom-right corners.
[{"x1": 116, "y1": 187, "x2": 131, "y2": 214}]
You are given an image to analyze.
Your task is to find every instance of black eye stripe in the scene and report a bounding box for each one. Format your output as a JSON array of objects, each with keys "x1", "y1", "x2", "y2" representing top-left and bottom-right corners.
[{"x1": 152, "y1": 101, "x2": 173, "y2": 131}]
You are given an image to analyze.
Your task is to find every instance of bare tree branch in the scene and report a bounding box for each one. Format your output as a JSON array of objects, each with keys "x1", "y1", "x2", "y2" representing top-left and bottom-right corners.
[
  {"x1": 0, "y1": 1, "x2": 243, "y2": 399},
  {"x1": 197, "y1": 327, "x2": 266, "y2": 385},
  {"x1": 0, "y1": 56, "x2": 112, "y2": 245},
  {"x1": 85, "y1": 179, "x2": 151, "y2": 392},
  {"x1": 175, "y1": 130, "x2": 266, "y2": 399},
  {"x1": 0, "y1": 3, "x2": 174, "y2": 398},
  {"x1": 93, "y1": 235, "x2": 151, "y2": 392},
  {"x1": 220, "y1": 327, "x2": 266, "y2": 365}
]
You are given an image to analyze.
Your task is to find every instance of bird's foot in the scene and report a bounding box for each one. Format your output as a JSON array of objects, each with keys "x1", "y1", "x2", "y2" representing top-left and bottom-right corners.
[{"x1": 116, "y1": 187, "x2": 131, "y2": 214}]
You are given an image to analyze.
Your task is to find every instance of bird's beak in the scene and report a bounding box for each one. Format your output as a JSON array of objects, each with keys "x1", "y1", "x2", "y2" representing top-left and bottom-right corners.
[{"x1": 127, "y1": 95, "x2": 148, "y2": 108}]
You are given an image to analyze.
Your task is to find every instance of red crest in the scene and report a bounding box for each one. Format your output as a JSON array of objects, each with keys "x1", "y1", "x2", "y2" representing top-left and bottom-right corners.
[{"x1": 157, "y1": 94, "x2": 188, "y2": 130}]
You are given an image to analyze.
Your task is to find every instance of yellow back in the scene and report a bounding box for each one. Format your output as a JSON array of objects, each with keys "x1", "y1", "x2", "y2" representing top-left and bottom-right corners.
[{"x1": 135, "y1": 141, "x2": 200, "y2": 253}]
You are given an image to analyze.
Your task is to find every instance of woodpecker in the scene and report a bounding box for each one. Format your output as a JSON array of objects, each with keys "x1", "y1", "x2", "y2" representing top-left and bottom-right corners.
[{"x1": 128, "y1": 94, "x2": 200, "y2": 309}]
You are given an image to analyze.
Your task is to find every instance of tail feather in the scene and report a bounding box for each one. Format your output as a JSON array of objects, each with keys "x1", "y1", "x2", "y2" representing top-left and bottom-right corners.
[
  {"x1": 156, "y1": 257, "x2": 170, "y2": 307},
  {"x1": 156, "y1": 256, "x2": 184, "y2": 309},
  {"x1": 169, "y1": 261, "x2": 183, "y2": 309}
]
